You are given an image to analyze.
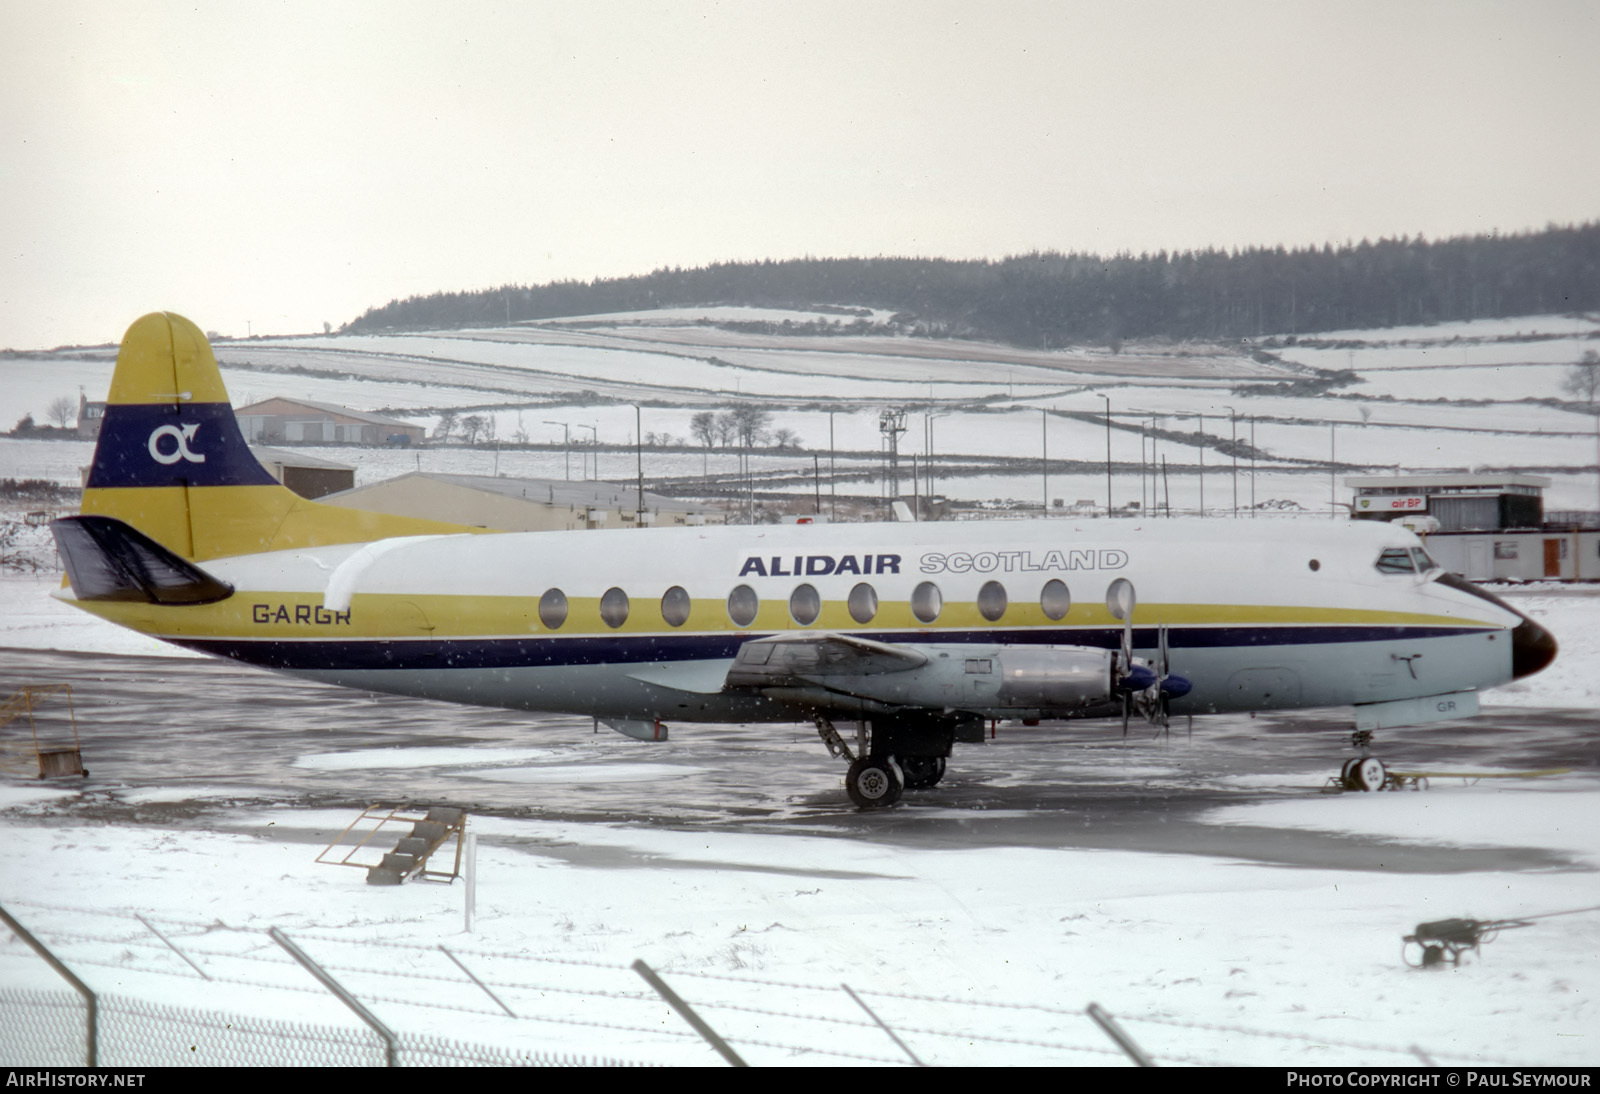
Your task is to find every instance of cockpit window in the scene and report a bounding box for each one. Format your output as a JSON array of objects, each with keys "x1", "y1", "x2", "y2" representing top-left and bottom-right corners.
[
  {"x1": 1375, "y1": 548, "x2": 1417, "y2": 574},
  {"x1": 1409, "y1": 547, "x2": 1439, "y2": 573}
]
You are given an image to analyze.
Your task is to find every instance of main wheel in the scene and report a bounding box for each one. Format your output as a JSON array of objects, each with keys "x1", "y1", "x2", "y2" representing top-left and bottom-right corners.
[
  {"x1": 899, "y1": 755, "x2": 947, "y2": 790},
  {"x1": 845, "y1": 755, "x2": 904, "y2": 808},
  {"x1": 1347, "y1": 756, "x2": 1387, "y2": 792}
]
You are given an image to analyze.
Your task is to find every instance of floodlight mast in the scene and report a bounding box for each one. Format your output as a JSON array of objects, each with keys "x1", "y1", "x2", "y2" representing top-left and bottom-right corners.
[{"x1": 879, "y1": 408, "x2": 907, "y2": 517}]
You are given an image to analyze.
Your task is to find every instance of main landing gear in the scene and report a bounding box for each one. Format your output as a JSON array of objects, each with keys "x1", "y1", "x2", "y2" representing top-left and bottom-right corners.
[
  {"x1": 816, "y1": 714, "x2": 954, "y2": 809},
  {"x1": 844, "y1": 754, "x2": 904, "y2": 808}
]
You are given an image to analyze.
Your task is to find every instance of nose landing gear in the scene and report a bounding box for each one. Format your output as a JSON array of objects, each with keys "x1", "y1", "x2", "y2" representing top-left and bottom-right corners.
[{"x1": 1331, "y1": 729, "x2": 1395, "y2": 792}]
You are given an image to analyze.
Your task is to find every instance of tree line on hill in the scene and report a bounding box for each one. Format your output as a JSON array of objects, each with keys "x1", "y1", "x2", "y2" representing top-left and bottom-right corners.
[{"x1": 344, "y1": 222, "x2": 1600, "y2": 348}]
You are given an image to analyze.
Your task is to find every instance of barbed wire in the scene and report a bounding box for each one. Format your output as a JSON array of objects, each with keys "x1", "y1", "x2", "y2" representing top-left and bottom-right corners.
[
  {"x1": 2, "y1": 899, "x2": 1534, "y2": 1067},
  {"x1": 1121, "y1": 1012, "x2": 1522, "y2": 1066}
]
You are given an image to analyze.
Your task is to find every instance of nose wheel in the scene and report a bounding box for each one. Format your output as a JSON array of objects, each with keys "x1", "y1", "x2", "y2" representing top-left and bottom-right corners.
[
  {"x1": 1334, "y1": 729, "x2": 1391, "y2": 791},
  {"x1": 1340, "y1": 755, "x2": 1388, "y2": 792}
]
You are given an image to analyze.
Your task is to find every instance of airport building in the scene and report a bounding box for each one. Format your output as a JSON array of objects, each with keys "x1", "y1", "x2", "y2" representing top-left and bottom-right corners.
[
  {"x1": 251, "y1": 447, "x2": 356, "y2": 500},
  {"x1": 1347, "y1": 473, "x2": 1598, "y2": 581},
  {"x1": 321, "y1": 471, "x2": 728, "y2": 532},
  {"x1": 235, "y1": 397, "x2": 426, "y2": 446}
]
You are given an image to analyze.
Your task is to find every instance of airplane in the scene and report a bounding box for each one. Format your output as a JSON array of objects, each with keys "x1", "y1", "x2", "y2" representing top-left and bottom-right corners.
[{"x1": 50, "y1": 312, "x2": 1558, "y2": 807}]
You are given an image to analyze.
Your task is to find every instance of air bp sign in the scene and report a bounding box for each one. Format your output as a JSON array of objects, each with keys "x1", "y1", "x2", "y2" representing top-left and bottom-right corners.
[{"x1": 1357, "y1": 495, "x2": 1426, "y2": 512}]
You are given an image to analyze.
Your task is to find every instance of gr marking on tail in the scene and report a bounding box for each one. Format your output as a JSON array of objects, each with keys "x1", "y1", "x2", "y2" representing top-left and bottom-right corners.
[{"x1": 52, "y1": 312, "x2": 1558, "y2": 808}]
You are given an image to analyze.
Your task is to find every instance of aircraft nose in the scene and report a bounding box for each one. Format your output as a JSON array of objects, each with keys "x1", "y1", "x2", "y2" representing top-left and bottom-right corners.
[{"x1": 1512, "y1": 614, "x2": 1558, "y2": 679}]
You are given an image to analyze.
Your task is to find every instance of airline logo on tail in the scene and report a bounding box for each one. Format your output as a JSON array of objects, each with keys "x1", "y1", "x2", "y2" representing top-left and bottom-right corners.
[
  {"x1": 86, "y1": 402, "x2": 276, "y2": 489},
  {"x1": 147, "y1": 423, "x2": 206, "y2": 465}
]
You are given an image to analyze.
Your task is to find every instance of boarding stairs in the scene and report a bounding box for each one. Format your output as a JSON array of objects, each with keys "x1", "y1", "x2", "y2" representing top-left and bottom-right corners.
[{"x1": 316, "y1": 805, "x2": 467, "y2": 886}]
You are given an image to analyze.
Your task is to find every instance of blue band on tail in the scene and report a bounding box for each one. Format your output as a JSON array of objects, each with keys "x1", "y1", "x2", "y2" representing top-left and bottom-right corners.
[{"x1": 85, "y1": 403, "x2": 279, "y2": 488}]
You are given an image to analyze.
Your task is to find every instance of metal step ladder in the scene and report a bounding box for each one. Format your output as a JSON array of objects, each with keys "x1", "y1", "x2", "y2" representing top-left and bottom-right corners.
[{"x1": 316, "y1": 805, "x2": 467, "y2": 886}]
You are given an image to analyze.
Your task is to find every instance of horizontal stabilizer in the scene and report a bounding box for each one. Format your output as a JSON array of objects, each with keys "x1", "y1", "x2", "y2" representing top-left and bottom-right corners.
[{"x1": 51, "y1": 515, "x2": 233, "y2": 605}]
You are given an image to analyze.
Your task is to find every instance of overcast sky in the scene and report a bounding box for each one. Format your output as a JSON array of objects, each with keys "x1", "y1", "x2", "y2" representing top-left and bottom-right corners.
[{"x1": 2, "y1": 1, "x2": 1596, "y2": 350}]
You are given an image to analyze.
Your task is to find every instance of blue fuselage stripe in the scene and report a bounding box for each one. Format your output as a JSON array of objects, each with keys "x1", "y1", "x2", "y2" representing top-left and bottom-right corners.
[{"x1": 171, "y1": 623, "x2": 1494, "y2": 672}]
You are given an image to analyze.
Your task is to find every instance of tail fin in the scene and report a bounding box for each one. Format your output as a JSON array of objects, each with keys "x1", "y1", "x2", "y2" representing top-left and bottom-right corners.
[{"x1": 80, "y1": 312, "x2": 482, "y2": 560}]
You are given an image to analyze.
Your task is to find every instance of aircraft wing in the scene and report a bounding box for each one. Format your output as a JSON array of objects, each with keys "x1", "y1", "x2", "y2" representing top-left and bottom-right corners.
[
  {"x1": 625, "y1": 659, "x2": 737, "y2": 694},
  {"x1": 724, "y1": 632, "x2": 929, "y2": 689}
]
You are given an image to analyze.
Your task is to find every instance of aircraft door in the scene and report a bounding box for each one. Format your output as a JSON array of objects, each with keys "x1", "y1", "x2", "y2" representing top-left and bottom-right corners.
[{"x1": 1465, "y1": 540, "x2": 1491, "y2": 581}]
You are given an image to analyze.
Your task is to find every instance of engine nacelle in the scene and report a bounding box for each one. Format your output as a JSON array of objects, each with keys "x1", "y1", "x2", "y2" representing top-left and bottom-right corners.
[
  {"x1": 727, "y1": 635, "x2": 1116, "y2": 715},
  {"x1": 994, "y1": 647, "x2": 1116, "y2": 709}
]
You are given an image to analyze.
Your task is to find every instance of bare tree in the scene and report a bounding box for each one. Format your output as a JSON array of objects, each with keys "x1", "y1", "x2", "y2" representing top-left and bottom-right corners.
[
  {"x1": 1563, "y1": 350, "x2": 1600, "y2": 405},
  {"x1": 727, "y1": 405, "x2": 771, "y2": 448},
  {"x1": 460, "y1": 414, "x2": 487, "y2": 444},
  {"x1": 46, "y1": 396, "x2": 74, "y2": 429},
  {"x1": 690, "y1": 411, "x2": 717, "y2": 449}
]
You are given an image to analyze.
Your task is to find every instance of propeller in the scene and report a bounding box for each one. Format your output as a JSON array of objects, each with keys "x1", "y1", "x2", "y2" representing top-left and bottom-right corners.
[
  {"x1": 1137, "y1": 625, "x2": 1194, "y2": 731},
  {"x1": 1106, "y1": 579, "x2": 1152, "y2": 735},
  {"x1": 1107, "y1": 579, "x2": 1191, "y2": 733}
]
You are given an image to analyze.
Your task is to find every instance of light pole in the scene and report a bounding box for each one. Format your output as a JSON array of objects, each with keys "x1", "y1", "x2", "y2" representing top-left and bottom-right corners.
[
  {"x1": 828, "y1": 410, "x2": 836, "y2": 521},
  {"x1": 1041, "y1": 409, "x2": 1049, "y2": 517},
  {"x1": 1197, "y1": 412, "x2": 1205, "y2": 517},
  {"x1": 575, "y1": 424, "x2": 596, "y2": 480},
  {"x1": 1101, "y1": 394, "x2": 1113, "y2": 517},
  {"x1": 543, "y1": 421, "x2": 570, "y2": 480},
  {"x1": 634, "y1": 405, "x2": 644, "y2": 527},
  {"x1": 925, "y1": 409, "x2": 949, "y2": 509},
  {"x1": 1330, "y1": 422, "x2": 1337, "y2": 519},
  {"x1": 1223, "y1": 406, "x2": 1238, "y2": 517}
]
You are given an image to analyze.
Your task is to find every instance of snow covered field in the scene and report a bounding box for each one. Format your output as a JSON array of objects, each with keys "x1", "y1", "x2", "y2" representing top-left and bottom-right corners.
[{"x1": 5, "y1": 308, "x2": 1598, "y2": 518}]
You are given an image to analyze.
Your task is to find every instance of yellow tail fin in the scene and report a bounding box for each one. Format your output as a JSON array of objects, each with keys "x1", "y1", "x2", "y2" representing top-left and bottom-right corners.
[{"x1": 80, "y1": 312, "x2": 483, "y2": 560}]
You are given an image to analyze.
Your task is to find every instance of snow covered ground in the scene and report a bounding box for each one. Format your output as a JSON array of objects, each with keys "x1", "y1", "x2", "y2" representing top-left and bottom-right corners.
[
  {"x1": 2, "y1": 311, "x2": 1599, "y2": 1066},
  {"x1": 0, "y1": 568, "x2": 1596, "y2": 1066}
]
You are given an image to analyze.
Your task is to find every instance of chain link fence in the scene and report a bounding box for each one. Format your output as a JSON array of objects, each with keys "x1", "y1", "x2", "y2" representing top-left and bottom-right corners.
[{"x1": 2, "y1": 901, "x2": 1500, "y2": 1067}]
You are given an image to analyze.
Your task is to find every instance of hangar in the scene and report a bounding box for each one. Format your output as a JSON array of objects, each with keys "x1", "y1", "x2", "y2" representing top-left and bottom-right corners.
[{"x1": 235, "y1": 397, "x2": 426, "y2": 446}]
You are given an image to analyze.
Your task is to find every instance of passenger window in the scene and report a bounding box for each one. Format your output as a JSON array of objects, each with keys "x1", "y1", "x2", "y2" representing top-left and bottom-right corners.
[
  {"x1": 538, "y1": 588, "x2": 567, "y2": 629},
  {"x1": 789, "y1": 584, "x2": 821, "y2": 626},
  {"x1": 1039, "y1": 579, "x2": 1071, "y2": 621},
  {"x1": 911, "y1": 581, "x2": 942, "y2": 624},
  {"x1": 661, "y1": 585, "x2": 691, "y2": 627},
  {"x1": 727, "y1": 584, "x2": 759, "y2": 627},
  {"x1": 599, "y1": 587, "x2": 629, "y2": 628},
  {"x1": 847, "y1": 582, "x2": 878, "y2": 624},
  {"x1": 976, "y1": 580, "x2": 1007, "y2": 622},
  {"x1": 1375, "y1": 549, "x2": 1416, "y2": 574}
]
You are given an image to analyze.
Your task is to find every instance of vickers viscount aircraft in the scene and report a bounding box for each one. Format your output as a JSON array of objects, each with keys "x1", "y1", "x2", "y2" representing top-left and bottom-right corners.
[{"x1": 52, "y1": 313, "x2": 1557, "y2": 807}]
